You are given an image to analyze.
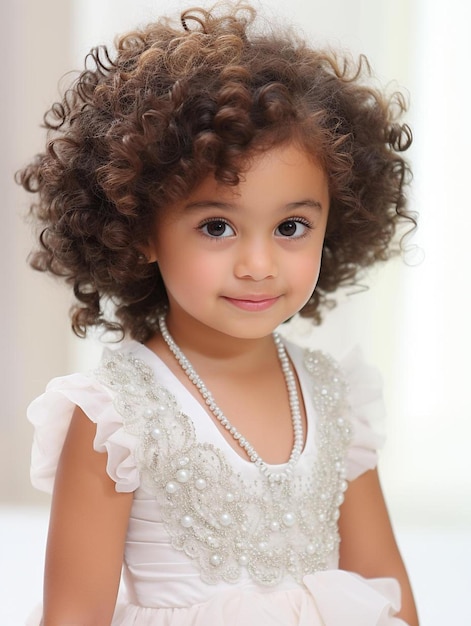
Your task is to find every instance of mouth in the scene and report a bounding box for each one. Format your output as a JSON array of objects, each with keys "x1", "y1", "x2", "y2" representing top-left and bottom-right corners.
[{"x1": 222, "y1": 295, "x2": 280, "y2": 312}]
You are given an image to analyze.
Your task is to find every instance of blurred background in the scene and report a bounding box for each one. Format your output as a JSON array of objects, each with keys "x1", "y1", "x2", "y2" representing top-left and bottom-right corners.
[{"x1": 2, "y1": 0, "x2": 470, "y2": 623}]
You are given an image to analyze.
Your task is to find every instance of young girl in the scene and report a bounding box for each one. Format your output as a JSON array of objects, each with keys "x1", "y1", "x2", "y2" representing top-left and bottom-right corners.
[{"x1": 19, "y1": 3, "x2": 419, "y2": 625}]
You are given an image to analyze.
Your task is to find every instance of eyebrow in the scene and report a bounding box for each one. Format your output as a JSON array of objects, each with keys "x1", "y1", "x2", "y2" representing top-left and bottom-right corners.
[{"x1": 184, "y1": 199, "x2": 324, "y2": 212}]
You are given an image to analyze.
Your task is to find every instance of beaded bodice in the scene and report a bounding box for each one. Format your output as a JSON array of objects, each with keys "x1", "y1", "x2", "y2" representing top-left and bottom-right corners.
[{"x1": 97, "y1": 347, "x2": 352, "y2": 587}]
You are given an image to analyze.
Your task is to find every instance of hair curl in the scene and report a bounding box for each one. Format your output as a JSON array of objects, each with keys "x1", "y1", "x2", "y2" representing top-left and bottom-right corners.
[{"x1": 17, "y1": 2, "x2": 414, "y2": 341}]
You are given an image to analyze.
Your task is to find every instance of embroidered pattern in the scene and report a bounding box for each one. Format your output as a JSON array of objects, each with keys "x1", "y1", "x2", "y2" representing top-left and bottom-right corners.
[{"x1": 97, "y1": 348, "x2": 352, "y2": 586}]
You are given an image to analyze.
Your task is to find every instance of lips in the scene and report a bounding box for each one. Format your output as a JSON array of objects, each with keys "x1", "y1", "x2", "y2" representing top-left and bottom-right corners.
[{"x1": 222, "y1": 295, "x2": 280, "y2": 311}]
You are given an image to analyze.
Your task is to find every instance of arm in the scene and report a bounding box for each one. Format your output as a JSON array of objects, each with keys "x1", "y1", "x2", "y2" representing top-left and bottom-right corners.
[
  {"x1": 42, "y1": 406, "x2": 134, "y2": 626},
  {"x1": 338, "y1": 468, "x2": 419, "y2": 626}
]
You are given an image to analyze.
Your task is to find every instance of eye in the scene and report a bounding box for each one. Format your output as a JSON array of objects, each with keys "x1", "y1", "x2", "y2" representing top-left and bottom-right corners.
[
  {"x1": 275, "y1": 218, "x2": 311, "y2": 238},
  {"x1": 199, "y1": 219, "x2": 235, "y2": 238}
]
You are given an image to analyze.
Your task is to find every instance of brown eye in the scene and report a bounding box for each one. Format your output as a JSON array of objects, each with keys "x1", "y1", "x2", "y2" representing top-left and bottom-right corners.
[
  {"x1": 276, "y1": 219, "x2": 310, "y2": 238},
  {"x1": 200, "y1": 220, "x2": 235, "y2": 238}
]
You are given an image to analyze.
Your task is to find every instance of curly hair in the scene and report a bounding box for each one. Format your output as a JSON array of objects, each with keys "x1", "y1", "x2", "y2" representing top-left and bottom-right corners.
[{"x1": 17, "y1": 2, "x2": 413, "y2": 342}]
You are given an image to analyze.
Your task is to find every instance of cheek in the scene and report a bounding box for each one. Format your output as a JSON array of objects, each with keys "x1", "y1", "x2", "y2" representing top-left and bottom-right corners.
[
  {"x1": 158, "y1": 247, "x2": 221, "y2": 291},
  {"x1": 291, "y1": 250, "x2": 323, "y2": 294},
  {"x1": 299, "y1": 247, "x2": 323, "y2": 276}
]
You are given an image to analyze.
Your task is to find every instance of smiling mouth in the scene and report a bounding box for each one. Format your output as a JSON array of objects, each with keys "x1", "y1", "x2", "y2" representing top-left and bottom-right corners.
[{"x1": 222, "y1": 296, "x2": 280, "y2": 311}]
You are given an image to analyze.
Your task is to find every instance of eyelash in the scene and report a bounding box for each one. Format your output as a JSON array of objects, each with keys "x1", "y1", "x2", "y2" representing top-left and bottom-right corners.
[
  {"x1": 197, "y1": 217, "x2": 314, "y2": 239},
  {"x1": 198, "y1": 218, "x2": 234, "y2": 239},
  {"x1": 275, "y1": 217, "x2": 313, "y2": 239}
]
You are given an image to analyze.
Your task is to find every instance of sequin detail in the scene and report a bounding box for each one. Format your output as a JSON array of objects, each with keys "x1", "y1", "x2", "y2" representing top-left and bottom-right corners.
[{"x1": 97, "y1": 348, "x2": 352, "y2": 586}]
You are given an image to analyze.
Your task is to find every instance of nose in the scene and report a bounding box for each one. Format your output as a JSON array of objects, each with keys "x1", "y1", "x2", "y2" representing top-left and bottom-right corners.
[{"x1": 233, "y1": 236, "x2": 278, "y2": 281}]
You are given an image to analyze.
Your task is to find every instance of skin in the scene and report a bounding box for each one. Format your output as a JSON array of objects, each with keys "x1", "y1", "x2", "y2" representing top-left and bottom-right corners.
[
  {"x1": 145, "y1": 143, "x2": 329, "y2": 463},
  {"x1": 42, "y1": 407, "x2": 133, "y2": 626},
  {"x1": 42, "y1": 142, "x2": 419, "y2": 625},
  {"x1": 146, "y1": 142, "x2": 330, "y2": 348},
  {"x1": 339, "y1": 469, "x2": 419, "y2": 626}
]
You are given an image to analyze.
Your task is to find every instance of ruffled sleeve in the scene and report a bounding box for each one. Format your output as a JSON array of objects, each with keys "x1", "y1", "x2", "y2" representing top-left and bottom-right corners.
[
  {"x1": 341, "y1": 347, "x2": 386, "y2": 481},
  {"x1": 27, "y1": 372, "x2": 140, "y2": 494}
]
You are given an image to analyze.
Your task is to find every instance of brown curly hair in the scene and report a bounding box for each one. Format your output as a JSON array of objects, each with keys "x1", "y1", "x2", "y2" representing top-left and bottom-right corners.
[{"x1": 17, "y1": 2, "x2": 413, "y2": 342}]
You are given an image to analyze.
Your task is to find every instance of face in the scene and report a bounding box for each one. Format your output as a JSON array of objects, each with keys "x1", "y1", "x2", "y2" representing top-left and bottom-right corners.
[{"x1": 147, "y1": 142, "x2": 329, "y2": 344}]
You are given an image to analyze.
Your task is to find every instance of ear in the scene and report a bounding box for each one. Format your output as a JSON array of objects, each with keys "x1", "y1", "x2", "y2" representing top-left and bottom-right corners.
[
  {"x1": 139, "y1": 240, "x2": 158, "y2": 264},
  {"x1": 144, "y1": 250, "x2": 158, "y2": 264}
]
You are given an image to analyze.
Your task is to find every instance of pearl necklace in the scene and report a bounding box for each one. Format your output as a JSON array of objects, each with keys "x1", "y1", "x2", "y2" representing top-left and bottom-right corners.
[{"x1": 158, "y1": 315, "x2": 304, "y2": 483}]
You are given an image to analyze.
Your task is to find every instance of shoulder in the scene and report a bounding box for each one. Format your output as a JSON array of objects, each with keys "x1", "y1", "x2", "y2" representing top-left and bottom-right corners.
[
  {"x1": 284, "y1": 338, "x2": 386, "y2": 481},
  {"x1": 284, "y1": 337, "x2": 348, "y2": 407},
  {"x1": 28, "y1": 340, "x2": 146, "y2": 495}
]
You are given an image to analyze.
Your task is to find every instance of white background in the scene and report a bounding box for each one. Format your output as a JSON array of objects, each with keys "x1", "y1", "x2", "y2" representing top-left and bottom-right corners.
[{"x1": 2, "y1": 0, "x2": 470, "y2": 624}]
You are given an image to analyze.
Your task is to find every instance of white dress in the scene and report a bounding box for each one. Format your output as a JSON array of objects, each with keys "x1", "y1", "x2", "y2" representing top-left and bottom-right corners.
[{"x1": 26, "y1": 339, "x2": 408, "y2": 625}]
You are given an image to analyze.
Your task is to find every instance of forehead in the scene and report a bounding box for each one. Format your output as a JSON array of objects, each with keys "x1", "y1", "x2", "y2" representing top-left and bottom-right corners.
[{"x1": 178, "y1": 142, "x2": 329, "y2": 210}]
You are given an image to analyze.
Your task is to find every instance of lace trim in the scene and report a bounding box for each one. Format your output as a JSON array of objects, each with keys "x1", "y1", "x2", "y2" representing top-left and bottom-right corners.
[{"x1": 97, "y1": 348, "x2": 352, "y2": 586}]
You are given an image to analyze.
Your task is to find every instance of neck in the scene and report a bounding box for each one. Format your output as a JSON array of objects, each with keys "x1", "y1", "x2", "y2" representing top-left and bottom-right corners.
[
  {"x1": 157, "y1": 313, "x2": 302, "y2": 482},
  {"x1": 160, "y1": 312, "x2": 278, "y2": 365}
]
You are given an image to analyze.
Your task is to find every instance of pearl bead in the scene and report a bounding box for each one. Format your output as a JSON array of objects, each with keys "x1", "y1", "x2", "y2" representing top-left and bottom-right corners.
[
  {"x1": 210, "y1": 554, "x2": 222, "y2": 566},
  {"x1": 181, "y1": 515, "x2": 193, "y2": 528},
  {"x1": 270, "y1": 520, "x2": 280, "y2": 532},
  {"x1": 282, "y1": 512, "x2": 296, "y2": 527},
  {"x1": 158, "y1": 315, "x2": 303, "y2": 482},
  {"x1": 176, "y1": 469, "x2": 190, "y2": 483},
  {"x1": 165, "y1": 481, "x2": 178, "y2": 494},
  {"x1": 195, "y1": 478, "x2": 207, "y2": 490},
  {"x1": 178, "y1": 456, "x2": 189, "y2": 466},
  {"x1": 239, "y1": 554, "x2": 249, "y2": 566},
  {"x1": 151, "y1": 427, "x2": 161, "y2": 439},
  {"x1": 306, "y1": 543, "x2": 316, "y2": 555},
  {"x1": 225, "y1": 492, "x2": 235, "y2": 502},
  {"x1": 220, "y1": 512, "x2": 232, "y2": 526}
]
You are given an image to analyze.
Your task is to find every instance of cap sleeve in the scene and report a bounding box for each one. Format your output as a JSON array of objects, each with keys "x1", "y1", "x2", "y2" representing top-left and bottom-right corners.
[
  {"x1": 27, "y1": 372, "x2": 139, "y2": 494},
  {"x1": 341, "y1": 347, "x2": 386, "y2": 481}
]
